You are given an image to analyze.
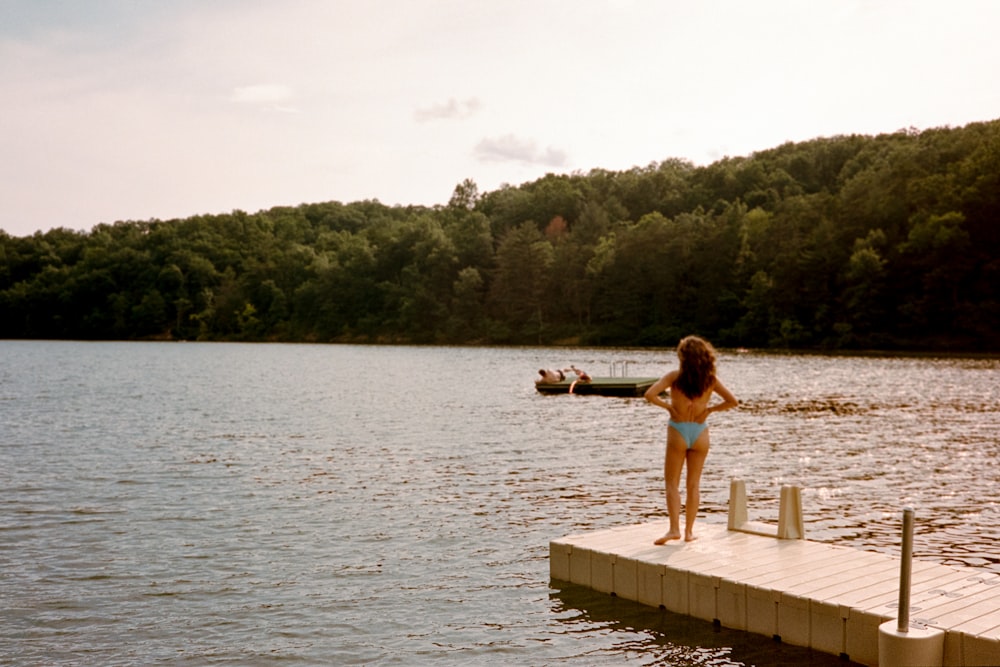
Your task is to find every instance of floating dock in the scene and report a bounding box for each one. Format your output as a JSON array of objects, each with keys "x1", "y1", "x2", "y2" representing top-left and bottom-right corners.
[
  {"x1": 535, "y1": 376, "x2": 659, "y2": 397},
  {"x1": 550, "y1": 482, "x2": 998, "y2": 666},
  {"x1": 550, "y1": 521, "x2": 1000, "y2": 666}
]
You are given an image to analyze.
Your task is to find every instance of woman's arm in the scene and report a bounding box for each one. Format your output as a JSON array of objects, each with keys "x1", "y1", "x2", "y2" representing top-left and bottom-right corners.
[
  {"x1": 644, "y1": 371, "x2": 679, "y2": 417},
  {"x1": 704, "y1": 378, "x2": 739, "y2": 416}
]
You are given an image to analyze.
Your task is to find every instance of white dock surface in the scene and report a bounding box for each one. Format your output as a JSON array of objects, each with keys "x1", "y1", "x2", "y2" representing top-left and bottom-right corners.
[{"x1": 550, "y1": 522, "x2": 1000, "y2": 666}]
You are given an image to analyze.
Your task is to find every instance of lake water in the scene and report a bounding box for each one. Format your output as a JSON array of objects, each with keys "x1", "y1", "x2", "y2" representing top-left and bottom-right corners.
[{"x1": 2, "y1": 341, "x2": 998, "y2": 665}]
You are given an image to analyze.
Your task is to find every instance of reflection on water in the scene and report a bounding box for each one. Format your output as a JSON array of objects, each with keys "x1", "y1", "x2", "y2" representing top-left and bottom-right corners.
[
  {"x1": 1, "y1": 342, "x2": 997, "y2": 665},
  {"x1": 549, "y1": 582, "x2": 861, "y2": 666}
]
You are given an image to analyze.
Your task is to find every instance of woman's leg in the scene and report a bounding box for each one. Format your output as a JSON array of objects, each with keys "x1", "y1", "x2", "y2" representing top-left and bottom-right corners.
[
  {"x1": 654, "y1": 430, "x2": 688, "y2": 544},
  {"x1": 683, "y1": 434, "x2": 710, "y2": 541}
]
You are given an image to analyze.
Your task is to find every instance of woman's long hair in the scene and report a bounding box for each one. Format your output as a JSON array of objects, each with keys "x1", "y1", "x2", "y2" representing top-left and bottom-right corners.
[{"x1": 673, "y1": 335, "x2": 716, "y2": 399}]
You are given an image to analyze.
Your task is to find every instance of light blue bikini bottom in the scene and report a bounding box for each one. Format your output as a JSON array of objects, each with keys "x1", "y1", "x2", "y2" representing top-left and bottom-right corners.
[{"x1": 668, "y1": 420, "x2": 707, "y2": 449}]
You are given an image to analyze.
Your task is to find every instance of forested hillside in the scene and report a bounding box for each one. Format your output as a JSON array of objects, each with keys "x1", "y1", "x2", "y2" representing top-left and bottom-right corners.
[{"x1": 2, "y1": 120, "x2": 999, "y2": 350}]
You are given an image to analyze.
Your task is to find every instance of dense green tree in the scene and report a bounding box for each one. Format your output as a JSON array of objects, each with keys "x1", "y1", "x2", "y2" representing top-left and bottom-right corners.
[
  {"x1": 490, "y1": 222, "x2": 554, "y2": 342},
  {"x1": 447, "y1": 266, "x2": 487, "y2": 342},
  {"x1": 2, "y1": 119, "x2": 999, "y2": 349}
]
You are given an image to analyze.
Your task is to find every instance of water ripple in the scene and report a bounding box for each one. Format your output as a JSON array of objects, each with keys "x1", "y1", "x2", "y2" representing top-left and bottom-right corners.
[{"x1": 1, "y1": 342, "x2": 996, "y2": 665}]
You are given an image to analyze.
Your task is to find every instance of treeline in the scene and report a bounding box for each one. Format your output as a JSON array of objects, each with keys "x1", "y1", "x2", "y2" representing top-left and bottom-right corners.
[{"x1": 2, "y1": 120, "x2": 1000, "y2": 350}]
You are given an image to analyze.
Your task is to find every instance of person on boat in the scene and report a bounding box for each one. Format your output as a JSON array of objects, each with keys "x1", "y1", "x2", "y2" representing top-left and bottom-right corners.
[
  {"x1": 565, "y1": 365, "x2": 592, "y2": 393},
  {"x1": 536, "y1": 368, "x2": 565, "y2": 383},
  {"x1": 644, "y1": 335, "x2": 738, "y2": 544}
]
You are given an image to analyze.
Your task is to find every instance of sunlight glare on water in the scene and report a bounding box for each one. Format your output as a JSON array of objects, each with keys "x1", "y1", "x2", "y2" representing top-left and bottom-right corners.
[{"x1": 1, "y1": 341, "x2": 997, "y2": 665}]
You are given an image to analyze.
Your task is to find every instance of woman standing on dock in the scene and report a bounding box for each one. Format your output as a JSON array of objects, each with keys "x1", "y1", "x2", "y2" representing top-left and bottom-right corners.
[{"x1": 644, "y1": 336, "x2": 738, "y2": 544}]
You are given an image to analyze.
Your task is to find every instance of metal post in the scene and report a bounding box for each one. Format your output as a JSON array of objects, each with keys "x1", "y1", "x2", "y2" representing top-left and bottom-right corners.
[{"x1": 897, "y1": 507, "x2": 915, "y2": 633}]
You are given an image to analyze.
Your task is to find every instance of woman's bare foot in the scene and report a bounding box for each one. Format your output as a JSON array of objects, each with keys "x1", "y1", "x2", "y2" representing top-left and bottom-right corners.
[
  {"x1": 684, "y1": 532, "x2": 698, "y2": 542},
  {"x1": 654, "y1": 531, "x2": 681, "y2": 545}
]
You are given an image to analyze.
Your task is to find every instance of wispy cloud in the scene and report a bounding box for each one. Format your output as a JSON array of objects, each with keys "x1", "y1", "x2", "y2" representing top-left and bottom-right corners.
[
  {"x1": 414, "y1": 97, "x2": 481, "y2": 122},
  {"x1": 473, "y1": 134, "x2": 568, "y2": 167},
  {"x1": 5, "y1": 1, "x2": 1000, "y2": 237}
]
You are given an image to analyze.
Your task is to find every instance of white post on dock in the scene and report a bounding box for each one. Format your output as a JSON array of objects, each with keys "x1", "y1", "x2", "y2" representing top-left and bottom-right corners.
[
  {"x1": 727, "y1": 479, "x2": 748, "y2": 530},
  {"x1": 877, "y1": 507, "x2": 944, "y2": 667},
  {"x1": 897, "y1": 507, "x2": 914, "y2": 633},
  {"x1": 776, "y1": 485, "x2": 804, "y2": 539}
]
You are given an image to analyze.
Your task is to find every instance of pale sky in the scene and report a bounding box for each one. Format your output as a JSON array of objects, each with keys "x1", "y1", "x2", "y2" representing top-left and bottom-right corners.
[{"x1": 3, "y1": 0, "x2": 999, "y2": 237}]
